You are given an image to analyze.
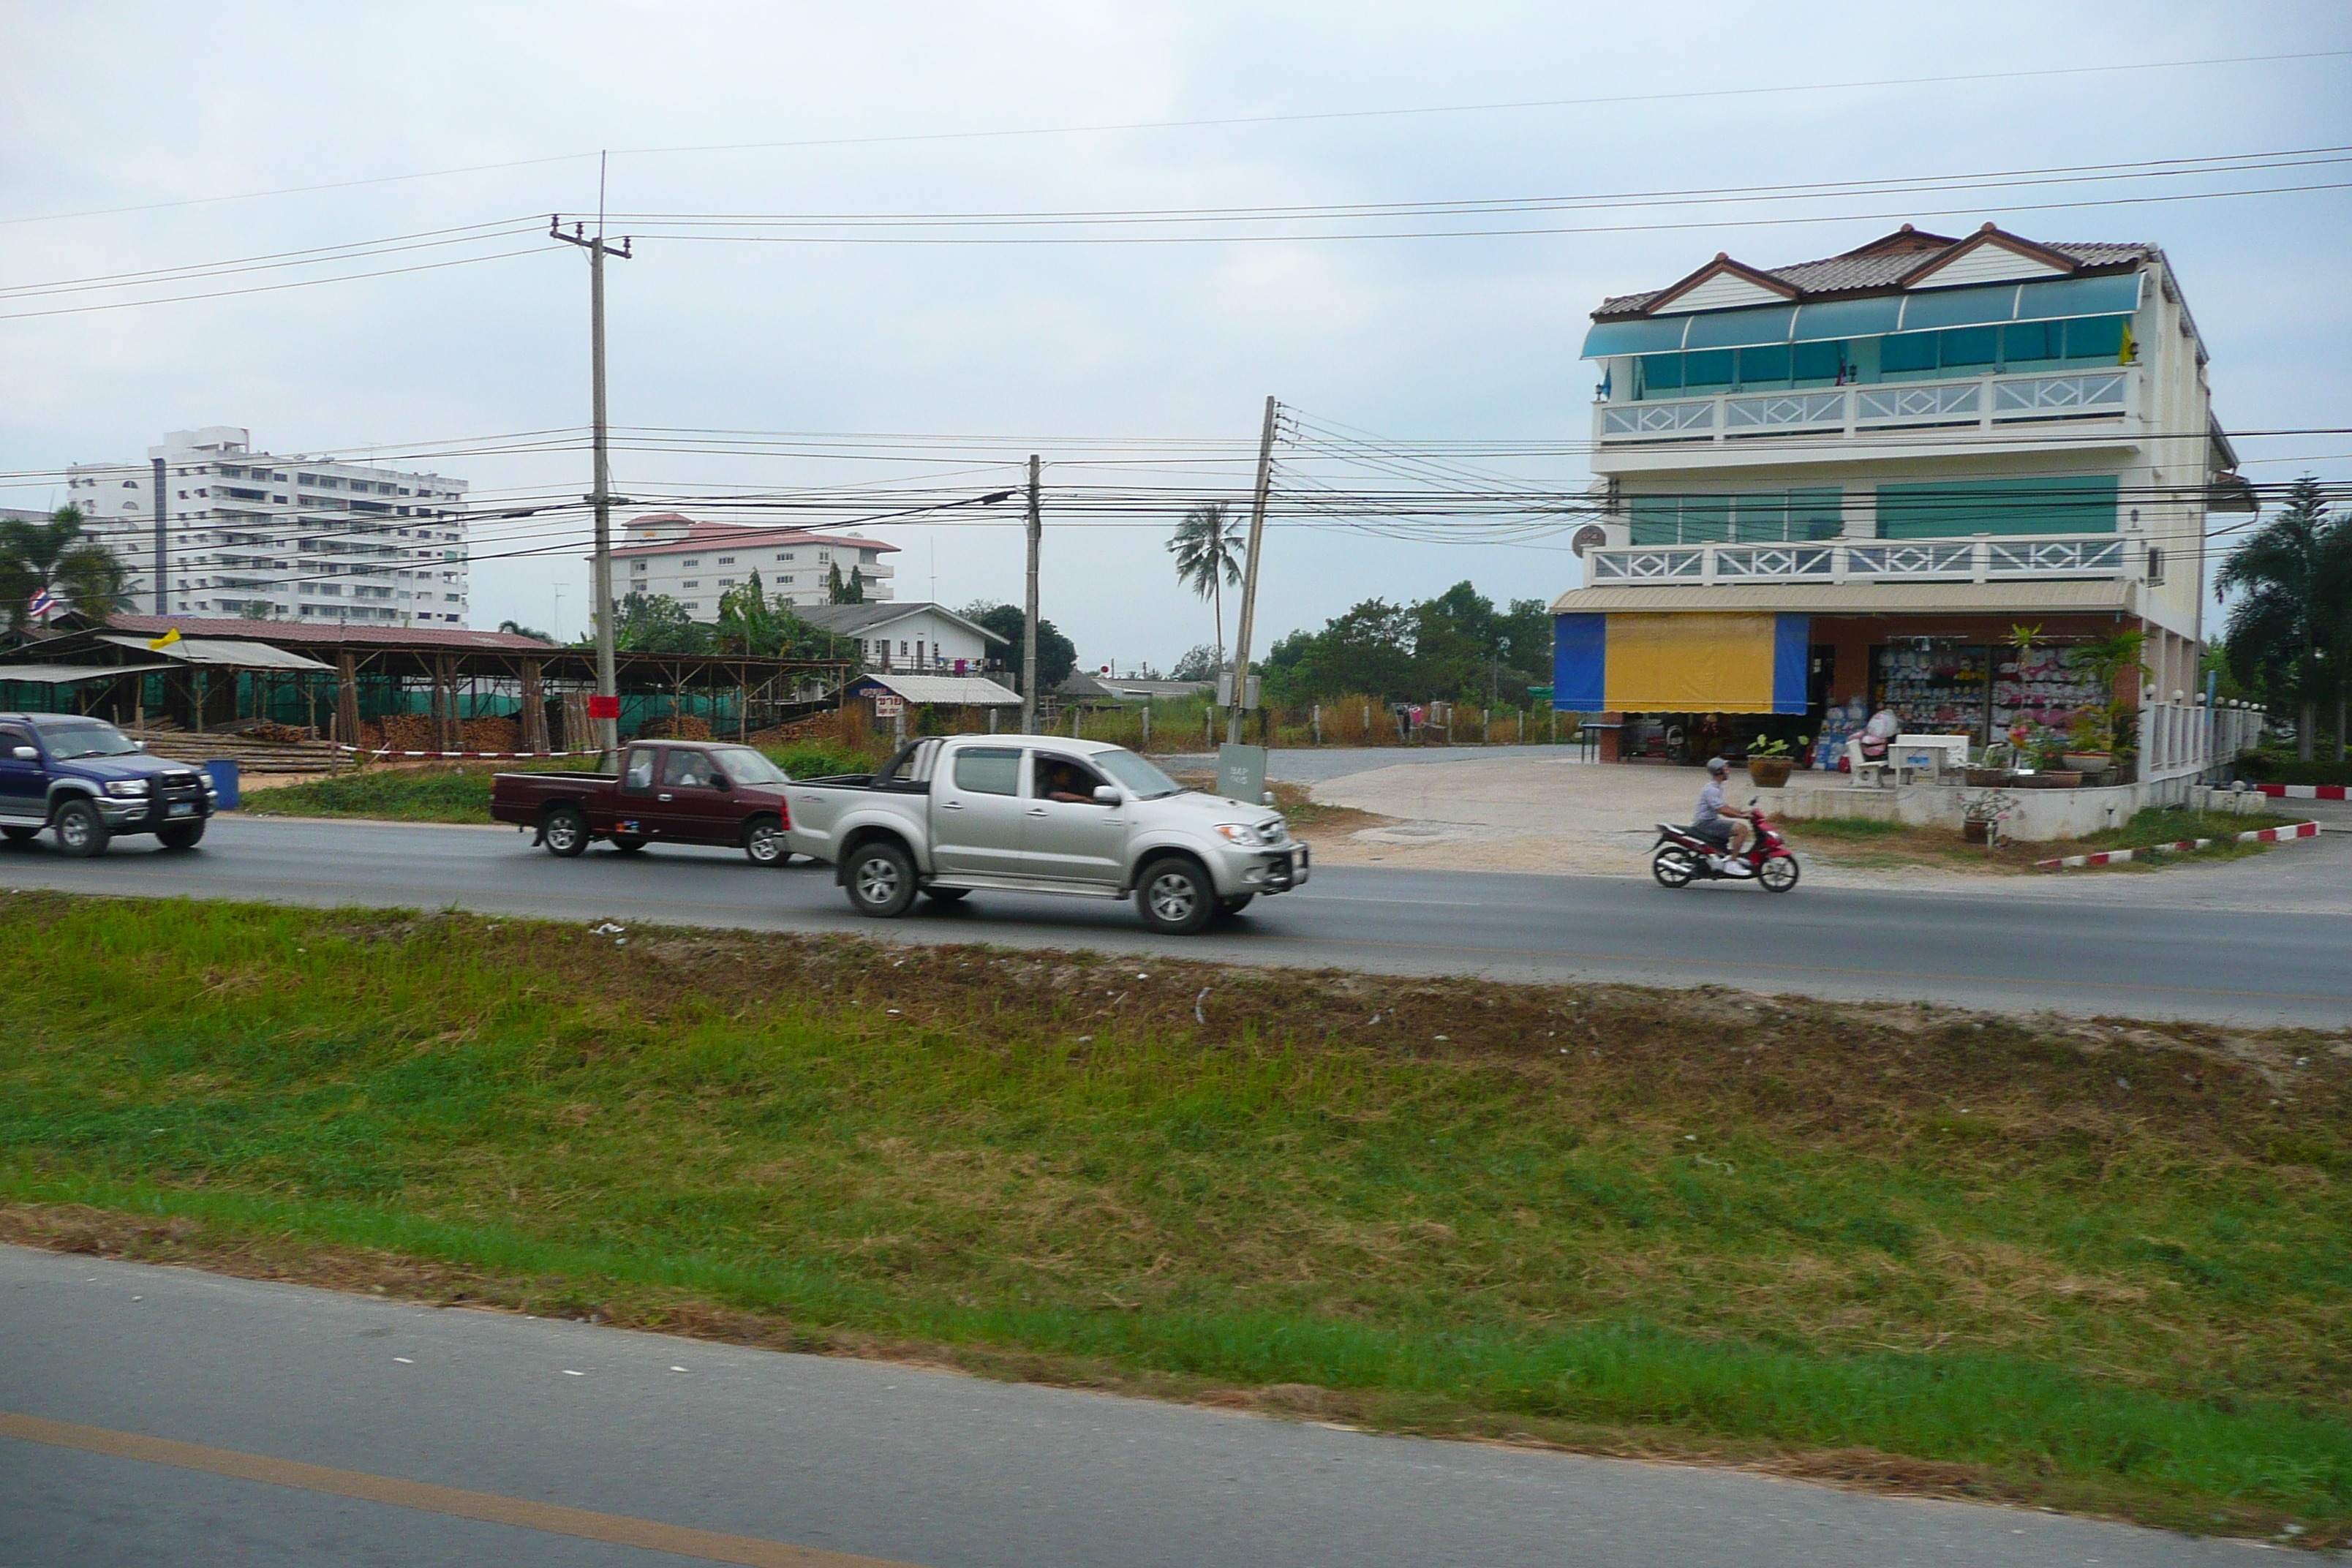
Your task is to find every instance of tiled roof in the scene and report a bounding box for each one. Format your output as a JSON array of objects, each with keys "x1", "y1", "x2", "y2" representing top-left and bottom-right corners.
[
  {"x1": 1596, "y1": 232, "x2": 2154, "y2": 317},
  {"x1": 102, "y1": 613, "x2": 557, "y2": 650},
  {"x1": 611, "y1": 517, "x2": 900, "y2": 559}
]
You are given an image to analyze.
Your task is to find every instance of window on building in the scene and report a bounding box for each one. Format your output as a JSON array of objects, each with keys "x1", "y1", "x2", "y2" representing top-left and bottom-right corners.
[
  {"x1": 2146, "y1": 546, "x2": 2166, "y2": 584},
  {"x1": 682, "y1": 579, "x2": 699, "y2": 589},
  {"x1": 899, "y1": 640, "x2": 909, "y2": 657},
  {"x1": 775, "y1": 551, "x2": 795, "y2": 560},
  {"x1": 717, "y1": 555, "x2": 734, "y2": 565},
  {"x1": 1873, "y1": 475, "x2": 2119, "y2": 539},
  {"x1": 681, "y1": 557, "x2": 699, "y2": 568},
  {"x1": 1628, "y1": 487, "x2": 1843, "y2": 546}
]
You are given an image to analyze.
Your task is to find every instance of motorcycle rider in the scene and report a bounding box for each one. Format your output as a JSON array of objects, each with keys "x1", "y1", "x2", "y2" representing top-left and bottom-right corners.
[{"x1": 1692, "y1": 756, "x2": 1755, "y2": 875}]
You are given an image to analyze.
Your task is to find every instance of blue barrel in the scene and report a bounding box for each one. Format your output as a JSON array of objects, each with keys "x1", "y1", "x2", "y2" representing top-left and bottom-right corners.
[{"x1": 202, "y1": 759, "x2": 241, "y2": 811}]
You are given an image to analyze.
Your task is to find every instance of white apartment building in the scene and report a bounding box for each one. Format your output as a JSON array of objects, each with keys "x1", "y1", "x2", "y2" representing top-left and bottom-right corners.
[
  {"x1": 1554, "y1": 222, "x2": 2252, "y2": 777},
  {"x1": 610, "y1": 513, "x2": 898, "y2": 615},
  {"x1": 64, "y1": 426, "x2": 471, "y2": 625}
]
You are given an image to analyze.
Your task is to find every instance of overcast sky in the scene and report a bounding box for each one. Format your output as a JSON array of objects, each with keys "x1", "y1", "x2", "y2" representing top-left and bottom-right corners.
[{"x1": 4, "y1": 1, "x2": 2348, "y2": 668}]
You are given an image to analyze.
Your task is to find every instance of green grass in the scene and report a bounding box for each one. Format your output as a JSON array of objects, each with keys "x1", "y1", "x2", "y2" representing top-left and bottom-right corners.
[
  {"x1": 2, "y1": 895, "x2": 2348, "y2": 1541},
  {"x1": 243, "y1": 744, "x2": 875, "y2": 822}
]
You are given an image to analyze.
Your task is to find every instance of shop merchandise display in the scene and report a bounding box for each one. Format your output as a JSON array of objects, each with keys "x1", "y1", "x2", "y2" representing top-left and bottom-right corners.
[
  {"x1": 1993, "y1": 644, "x2": 2106, "y2": 732},
  {"x1": 1869, "y1": 643, "x2": 1992, "y2": 739}
]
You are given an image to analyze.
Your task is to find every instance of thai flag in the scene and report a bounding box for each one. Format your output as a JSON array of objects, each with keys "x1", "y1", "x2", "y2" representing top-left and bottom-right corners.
[{"x1": 26, "y1": 588, "x2": 57, "y2": 620}]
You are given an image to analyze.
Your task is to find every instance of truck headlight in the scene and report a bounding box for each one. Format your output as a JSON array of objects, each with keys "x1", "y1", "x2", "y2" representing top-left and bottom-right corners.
[
  {"x1": 1214, "y1": 823, "x2": 1255, "y2": 843},
  {"x1": 104, "y1": 780, "x2": 150, "y2": 797}
]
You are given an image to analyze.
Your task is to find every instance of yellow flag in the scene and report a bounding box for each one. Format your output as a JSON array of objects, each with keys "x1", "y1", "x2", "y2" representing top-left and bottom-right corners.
[
  {"x1": 147, "y1": 627, "x2": 181, "y2": 652},
  {"x1": 2119, "y1": 322, "x2": 2133, "y2": 365}
]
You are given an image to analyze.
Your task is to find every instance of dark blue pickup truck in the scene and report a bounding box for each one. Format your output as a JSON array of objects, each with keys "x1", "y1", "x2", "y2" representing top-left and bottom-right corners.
[{"x1": 0, "y1": 712, "x2": 216, "y2": 856}]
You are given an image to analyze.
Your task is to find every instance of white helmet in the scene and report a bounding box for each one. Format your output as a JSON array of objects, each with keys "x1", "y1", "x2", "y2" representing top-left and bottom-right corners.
[{"x1": 1705, "y1": 756, "x2": 1730, "y2": 777}]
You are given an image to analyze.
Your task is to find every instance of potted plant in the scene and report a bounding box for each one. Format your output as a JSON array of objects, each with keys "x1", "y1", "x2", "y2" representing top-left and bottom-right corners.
[
  {"x1": 2061, "y1": 704, "x2": 2114, "y2": 776},
  {"x1": 2068, "y1": 628, "x2": 2147, "y2": 783},
  {"x1": 1966, "y1": 741, "x2": 2013, "y2": 788},
  {"x1": 1745, "y1": 734, "x2": 1800, "y2": 788}
]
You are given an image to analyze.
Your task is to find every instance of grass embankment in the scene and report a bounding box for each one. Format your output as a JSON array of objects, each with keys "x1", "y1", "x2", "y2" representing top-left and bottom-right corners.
[
  {"x1": 1793, "y1": 806, "x2": 2307, "y2": 875},
  {"x1": 241, "y1": 745, "x2": 873, "y2": 823},
  {"x1": 1, "y1": 895, "x2": 2346, "y2": 1542}
]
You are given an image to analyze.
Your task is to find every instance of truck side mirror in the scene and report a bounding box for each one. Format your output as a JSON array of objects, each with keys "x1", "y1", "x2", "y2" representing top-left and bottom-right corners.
[
  {"x1": 134, "y1": 739, "x2": 147, "y2": 751},
  {"x1": 11, "y1": 747, "x2": 34, "y2": 761},
  {"x1": 1093, "y1": 785, "x2": 1119, "y2": 804}
]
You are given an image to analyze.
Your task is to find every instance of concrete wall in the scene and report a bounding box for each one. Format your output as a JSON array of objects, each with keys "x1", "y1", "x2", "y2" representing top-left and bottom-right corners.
[{"x1": 1756, "y1": 775, "x2": 2271, "y2": 840}]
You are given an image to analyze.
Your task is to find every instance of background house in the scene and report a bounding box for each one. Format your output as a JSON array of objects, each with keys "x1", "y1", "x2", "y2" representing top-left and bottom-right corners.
[
  {"x1": 611, "y1": 513, "x2": 898, "y2": 616},
  {"x1": 798, "y1": 601, "x2": 1006, "y2": 673}
]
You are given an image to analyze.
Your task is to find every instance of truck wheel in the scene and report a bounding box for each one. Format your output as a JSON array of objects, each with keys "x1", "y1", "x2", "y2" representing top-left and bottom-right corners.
[
  {"x1": 1, "y1": 826, "x2": 38, "y2": 843},
  {"x1": 157, "y1": 821, "x2": 207, "y2": 851},
  {"x1": 53, "y1": 799, "x2": 110, "y2": 859},
  {"x1": 1137, "y1": 857, "x2": 1215, "y2": 935},
  {"x1": 743, "y1": 816, "x2": 789, "y2": 867},
  {"x1": 540, "y1": 804, "x2": 589, "y2": 858},
  {"x1": 609, "y1": 834, "x2": 647, "y2": 853},
  {"x1": 845, "y1": 841, "x2": 916, "y2": 918}
]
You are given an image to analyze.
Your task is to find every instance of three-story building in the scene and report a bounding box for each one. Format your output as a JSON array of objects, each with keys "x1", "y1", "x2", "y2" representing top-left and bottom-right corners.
[{"x1": 1551, "y1": 224, "x2": 2251, "y2": 772}]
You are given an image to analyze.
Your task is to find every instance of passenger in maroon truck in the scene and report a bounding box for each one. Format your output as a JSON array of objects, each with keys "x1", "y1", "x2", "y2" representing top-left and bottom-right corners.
[{"x1": 489, "y1": 742, "x2": 794, "y2": 865}]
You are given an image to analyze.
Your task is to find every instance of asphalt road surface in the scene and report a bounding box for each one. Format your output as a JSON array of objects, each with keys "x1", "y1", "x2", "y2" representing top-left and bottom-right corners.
[
  {"x1": 0, "y1": 814, "x2": 2344, "y2": 1026},
  {"x1": 0, "y1": 1244, "x2": 2266, "y2": 1567}
]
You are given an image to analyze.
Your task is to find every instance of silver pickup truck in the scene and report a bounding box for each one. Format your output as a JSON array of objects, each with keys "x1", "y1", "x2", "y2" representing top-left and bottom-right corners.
[{"x1": 784, "y1": 735, "x2": 1308, "y2": 934}]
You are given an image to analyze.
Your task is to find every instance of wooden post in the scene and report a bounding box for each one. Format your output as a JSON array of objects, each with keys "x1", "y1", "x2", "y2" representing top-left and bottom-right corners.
[
  {"x1": 520, "y1": 660, "x2": 548, "y2": 753},
  {"x1": 336, "y1": 652, "x2": 361, "y2": 761}
]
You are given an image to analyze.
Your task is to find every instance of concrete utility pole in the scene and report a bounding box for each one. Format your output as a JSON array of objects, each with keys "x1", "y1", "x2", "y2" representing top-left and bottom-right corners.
[
  {"x1": 551, "y1": 162, "x2": 633, "y2": 756},
  {"x1": 1021, "y1": 453, "x2": 1041, "y2": 735},
  {"x1": 1225, "y1": 396, "x2": 1279, "y2": 745}
]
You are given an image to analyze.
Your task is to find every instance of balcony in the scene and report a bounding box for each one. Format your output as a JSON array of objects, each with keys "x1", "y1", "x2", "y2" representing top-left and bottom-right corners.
[
  {"x1": 1595, "y1": 369, "x2": 2133, "y2": 449},
  {"x1": 1584, "y1": 534, "x2": 2137, "y2": 587}
]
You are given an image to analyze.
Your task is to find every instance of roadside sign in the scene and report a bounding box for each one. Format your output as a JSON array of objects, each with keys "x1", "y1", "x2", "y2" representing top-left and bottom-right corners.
[
  {"x1": 586, "y1": 695, "x2": 620, "y2": 720},
  {"x1": 1217, "y1": 742, "x2": 1267, "y2": 804},
  {"x1": 871, "y1": 694, "x2": 905, "y2": 718}
]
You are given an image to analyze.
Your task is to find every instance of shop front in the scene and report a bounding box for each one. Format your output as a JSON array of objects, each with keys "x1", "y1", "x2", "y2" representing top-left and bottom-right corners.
[{"x1": 1557, "y1": 600, "x2": 2146, "y2": 768}]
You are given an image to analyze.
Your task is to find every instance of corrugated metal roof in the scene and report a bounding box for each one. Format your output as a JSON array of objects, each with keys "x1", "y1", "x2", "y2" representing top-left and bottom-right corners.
[
  {"x1": 0, "y1": 663, "x2": 175, "y2": 685},
  {"x1": 1547, "y1": 581, "x2": 2138, "y2": 616},
  {"x1": 854, "y1": 673, "x2": 1024, "y2": 706},
  {"x1": 103, "y1": 614, "x2": 557, "y2": 651},
  {"x1": 97, "y1": 634, "x2": 336, "y2": 671}
]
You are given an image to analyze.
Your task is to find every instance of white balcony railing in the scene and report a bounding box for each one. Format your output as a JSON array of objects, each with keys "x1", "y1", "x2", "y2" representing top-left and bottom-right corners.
[
  {"x1": 1597, "y1": 369, "x2": 2132, "y2": 445},
  {"x1": 1585, "y1": 533, "x2": 2135, "y2": 587}
]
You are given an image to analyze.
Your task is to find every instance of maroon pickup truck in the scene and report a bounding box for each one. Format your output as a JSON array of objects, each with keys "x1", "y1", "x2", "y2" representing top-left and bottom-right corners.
[{"x1": 490, "y1": 740, "x2": 794, "y2": 865}]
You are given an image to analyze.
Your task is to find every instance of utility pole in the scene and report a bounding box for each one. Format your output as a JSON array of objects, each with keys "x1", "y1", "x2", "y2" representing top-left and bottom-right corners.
[
  {"x1": 1225, "y1": 396, "x2": 1279, "y2": 745},
  {"x1": 551, "y1": 159, "x2": 632, "y2": 757},
  {"x1": 1021, "y1": 454, "x2": 1041, "y2": 735}
]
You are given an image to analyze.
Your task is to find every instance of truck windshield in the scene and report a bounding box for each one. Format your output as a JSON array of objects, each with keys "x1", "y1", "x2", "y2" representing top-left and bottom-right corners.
[
  {"x1": 41, "y1": 723, "x2": 140, "y2": 760},
  {"x1": 708, "y1": 746, "x2": 788, "y2": 786},
  {"x1": 1091, "y1": 748, "x2": 1184, "y2": 800}
]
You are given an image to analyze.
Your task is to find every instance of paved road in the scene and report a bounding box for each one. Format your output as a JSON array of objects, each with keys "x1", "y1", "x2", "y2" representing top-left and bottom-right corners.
[
  {"x1": 0, "y1": 814, "x2": 2345, "y2": 1026},
  {"x1": 0, "y1": 1245, "x2": 2263, "y2": 1567}
]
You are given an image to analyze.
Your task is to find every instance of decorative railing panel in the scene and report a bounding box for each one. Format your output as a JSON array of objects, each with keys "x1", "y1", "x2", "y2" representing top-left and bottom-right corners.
[
  {"x1": 1588, "y1": 546, "x2": 1706, "y2": 581},
  {"x1": 1992, "y1": 372, "x2": 2126, "y2": 415},
  {"x1": 1983, "y1": 538, "x2": 2125, "y2": 575},
  {"x1": 1844, "y1": 542, "x2": 1976, "y2": 577},
  {"x1": 1855, "y1": 382, "x2": 1980, "y2": 422},
  {"x1": 1711, "y1": 545, "x2": 1836, "y2": 579},
  {"x1": 1601, "y1": 402, "x2": 1716, "y2": 437},
  {"x1": 1725, "y1": 391, "x2": 1846, "y2": 430}
]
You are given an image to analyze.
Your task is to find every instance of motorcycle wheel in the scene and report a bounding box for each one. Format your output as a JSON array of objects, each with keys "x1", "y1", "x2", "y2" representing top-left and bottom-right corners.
[
  {"x1": 1651, "y1": 847, "x2": 1698, "y2": 889},
  {"x1": 1757, "y1": 853, "x2": 1801, "y2": 893}
]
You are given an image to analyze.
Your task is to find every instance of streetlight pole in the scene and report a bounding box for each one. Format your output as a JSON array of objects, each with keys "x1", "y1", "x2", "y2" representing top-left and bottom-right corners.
[{"x1": 1022, "y1": 454, "x2": 1041, "y2": 735}]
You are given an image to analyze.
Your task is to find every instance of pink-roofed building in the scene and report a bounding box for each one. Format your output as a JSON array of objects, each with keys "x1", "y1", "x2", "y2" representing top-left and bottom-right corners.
[{"x1": 608, "y1": 513, "x2": 899, "y2": 617}]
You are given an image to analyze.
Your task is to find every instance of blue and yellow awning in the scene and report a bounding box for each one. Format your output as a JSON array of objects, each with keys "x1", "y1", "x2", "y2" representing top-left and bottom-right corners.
[{"x1": 1553, "y1": 612, "x2": 1809, "y2": 715}]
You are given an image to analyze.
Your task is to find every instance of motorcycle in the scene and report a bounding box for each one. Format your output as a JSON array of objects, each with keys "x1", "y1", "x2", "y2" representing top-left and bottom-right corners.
[{"x1": 1650, "y1": 802, "x2": 1801, "y2": 892}]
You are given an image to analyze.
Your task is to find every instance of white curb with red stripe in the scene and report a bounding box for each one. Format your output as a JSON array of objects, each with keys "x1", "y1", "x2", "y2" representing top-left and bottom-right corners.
[
  {"x1": 2253, "y1": 783, "x2": 2350, "y2": 801},
  {"x1": 2035, "y1": 819, "x2": 2321, "y2": 870}
]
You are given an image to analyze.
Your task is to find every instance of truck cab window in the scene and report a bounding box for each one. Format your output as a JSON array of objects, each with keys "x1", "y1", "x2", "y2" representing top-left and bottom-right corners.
[
  {"x1": 622, "y1": 747, "x2": 657, "y2": 791},
  {"x1": 662, "y1": 750, "x2": 717, "y2": 789},
  {"x1": 1033, "y1": 755, "x2": 1109, "y2": 804},
  {"x1": 951, "y1": 747, "x2": 1020, "y2": 796}
]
